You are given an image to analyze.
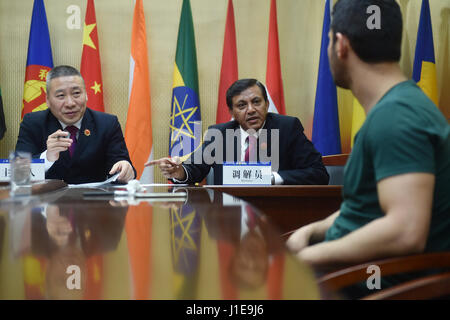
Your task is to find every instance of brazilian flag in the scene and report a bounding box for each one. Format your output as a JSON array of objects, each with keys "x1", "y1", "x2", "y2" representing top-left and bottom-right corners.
[
  {"x1": 169, "y1": 0, "x2": 202, "y2": 161},
  {"x1": 0, "y1": 87, "x2": 6, "y2": 140}
]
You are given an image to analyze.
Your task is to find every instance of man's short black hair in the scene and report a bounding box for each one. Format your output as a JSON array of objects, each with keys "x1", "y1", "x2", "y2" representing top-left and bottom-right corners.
[
  {"x1": 226, "y1": 79, "x2": 268, "y2": 109},
  {"x1": 46, "y1": 65, "x2": 84, "y2": 92},
  {"x1": 331, "y1": 0, "x2": 403, "y2": 63}
]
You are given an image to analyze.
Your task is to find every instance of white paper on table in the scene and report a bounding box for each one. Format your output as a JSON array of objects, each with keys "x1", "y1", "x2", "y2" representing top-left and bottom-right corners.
[{"x1": 68, "y1": 173, "x2": 120, "y2": 188}]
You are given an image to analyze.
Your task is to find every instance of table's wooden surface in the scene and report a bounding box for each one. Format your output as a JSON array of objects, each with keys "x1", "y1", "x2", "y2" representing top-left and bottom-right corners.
[
  {"x1": 0, "y1": 182, "x2": 321, "y2": 300},
  {"x1": 205, "y1": 185, "x2": 343, "y2": 236}
]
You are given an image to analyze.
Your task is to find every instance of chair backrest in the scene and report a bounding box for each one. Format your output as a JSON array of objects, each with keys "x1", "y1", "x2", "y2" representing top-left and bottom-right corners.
[
  {"x1": 363, "y1": 271, "x2": 450, "y2": 300},
  {"x1": 322, "y1": 154, "x2": 349, "y2": 185},
  {"x1": 318, "y1": 251, "x2": 450, "y2": 299}
]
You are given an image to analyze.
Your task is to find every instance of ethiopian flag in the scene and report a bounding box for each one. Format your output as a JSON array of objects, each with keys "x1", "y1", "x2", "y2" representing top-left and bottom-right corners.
[
  {"x1": 169, "y1": 0, "x2": 202, "y2": 161},
  {"x1": 412, "y1": 0, "x2": 438, "y2": 106}
]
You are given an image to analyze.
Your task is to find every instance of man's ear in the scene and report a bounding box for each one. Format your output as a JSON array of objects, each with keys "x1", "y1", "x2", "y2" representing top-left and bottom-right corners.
[{"x1": 335, "y1": 32, "x2": 349, "y2": 59}]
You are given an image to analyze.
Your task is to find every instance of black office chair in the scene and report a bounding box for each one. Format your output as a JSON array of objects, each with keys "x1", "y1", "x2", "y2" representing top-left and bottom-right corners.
[{"x1": 322, "y1": 154, "x2": 349, "y2": 185}]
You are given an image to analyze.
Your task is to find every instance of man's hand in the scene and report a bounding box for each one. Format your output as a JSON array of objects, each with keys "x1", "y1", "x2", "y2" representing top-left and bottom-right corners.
[
  {"x1": 286, "y1": 225, "x2": 315, "y2": 253},
  {"x1": 109, "y1": 160, "x2": 135, "y2": 183},
  {"x1": 46, "y1": 130, "x2": 72, "y2": 162},
  {"x1": 145, "y1": 156, "x2": 186, "y2": 181},
  {"x1": 286, "y1": 210, "x2": 339, "y2": 254}
]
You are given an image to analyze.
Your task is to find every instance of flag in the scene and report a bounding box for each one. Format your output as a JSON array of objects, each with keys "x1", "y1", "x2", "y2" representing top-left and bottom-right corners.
[
  {"x1": 170, "y1": 204, "x2": 201, "y2": 299},
  {"x1": 217, "y1": 240, "x2": 238, "y2": 299},
  {"x1": 169, "y1": 0, "x2": 202, "y2": 161},
  {"x1": 412, "y1": 0, "x2": 439, "y2": 106},
  {"x1": 215, "y1": 1, "x2": 239, "y2": 296},
  {"x1": 266, "y1": 0, "x2": 286, "y2": 115},
  {"x1": 21, "y1": 0, "x2": 53, "y2": 119},
  {"x1": 124, "y1": 0, "x2": 154, "y2": 300},
  {"x1": 83, "y1": 255, "x2": 103, "y2": 299},
  {"x1": 80, "y1": 0, "x2": 105, "y2": 112},
  {"x1": 169, "y1": 1, "x2": 202, "y2": 296},
  {"x1": 125, "y1": 202, "x2": 152, "y2": 300},
  {"x1": 216, "y1": 0, "x2": 238, "y2": 124},
  {"x1": 312, "y1": 0, "x2": 341, "y2": 156},
  {"x1": 267, "y1": 254, "x2": 285, "y2": 299},
  {"x1": 0, "y1": 87, "x2": 6, "y2": 140},
  {"x1": 125, "y1": 0, "x2": 153, "y2": 183},
  {"x1": 81, "y1": 1, "x2": 105, "y2": 296},
  {"x1": 23, "y1": 254, "x2": 46, "y2": 299},
  {"x1": 350, "y1": 97, "x2": 365, "y2": 148}
]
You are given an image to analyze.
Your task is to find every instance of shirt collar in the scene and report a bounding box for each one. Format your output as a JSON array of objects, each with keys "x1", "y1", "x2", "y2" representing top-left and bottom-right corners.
[
  {"x1": 239, "y1": 121, "x2": 266, "y2": 145},
  {"x1": 59, "y1": 117, "x2": 83, "y2": 131}
]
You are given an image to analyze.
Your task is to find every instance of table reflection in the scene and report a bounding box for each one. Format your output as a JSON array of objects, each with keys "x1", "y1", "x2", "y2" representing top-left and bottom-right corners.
[{"x1": 0, "y1": 187, "x2": 319, "y2": 300}]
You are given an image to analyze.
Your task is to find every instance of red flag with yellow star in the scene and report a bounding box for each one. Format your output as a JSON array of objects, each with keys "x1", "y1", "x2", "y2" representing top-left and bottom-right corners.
[{"x1": 81, "y1": 0, "x2": 104, "y2": 112}]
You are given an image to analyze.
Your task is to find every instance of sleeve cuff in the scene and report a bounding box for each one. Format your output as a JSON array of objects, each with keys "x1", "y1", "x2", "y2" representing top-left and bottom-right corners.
[
  {"x1": 172, "y1": 165, "x2": 189, "y2": 183},
  {"x1": 272, "y1": 172, "x2": 284, "y2": 185},
  {"x1": 40, "y1": 150, "x2": 55, "y2": 172}
]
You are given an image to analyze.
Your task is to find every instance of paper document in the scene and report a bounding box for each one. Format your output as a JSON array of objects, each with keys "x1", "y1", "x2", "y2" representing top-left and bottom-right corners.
[
  {"x1": 83, "y1": 191, "x2": 187, "y2": 198},
  {"x1": 68, "y1": 173, "x2": 120, "y2": 188}
]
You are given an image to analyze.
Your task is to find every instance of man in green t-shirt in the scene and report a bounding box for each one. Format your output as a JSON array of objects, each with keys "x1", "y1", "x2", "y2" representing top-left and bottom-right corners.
[{"x1": 287, "y1": 0, "x2": 450, "y2": 292}]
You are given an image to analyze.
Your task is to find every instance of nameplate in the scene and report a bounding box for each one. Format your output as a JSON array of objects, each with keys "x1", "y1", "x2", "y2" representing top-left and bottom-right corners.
[
  {"x1": 222, "y1": 193, "x2": 245, "y2": 206},
  {"x1": 222, "y1": 162, "x2": 271, "y2": 185},
  {"x1": 0, "y1": 159, "x2": 45, "y2": 182}
]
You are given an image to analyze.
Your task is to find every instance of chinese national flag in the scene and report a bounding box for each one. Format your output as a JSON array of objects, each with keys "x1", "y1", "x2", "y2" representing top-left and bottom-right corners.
[{"x1": 81, "y1": 0, "x2": 104, "y2": 112}]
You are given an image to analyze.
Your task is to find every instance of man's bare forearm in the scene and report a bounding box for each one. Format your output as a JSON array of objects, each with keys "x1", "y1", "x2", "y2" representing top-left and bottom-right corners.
[{"x1": 309, "y1": 210, "x2": 340, "y2": 244}]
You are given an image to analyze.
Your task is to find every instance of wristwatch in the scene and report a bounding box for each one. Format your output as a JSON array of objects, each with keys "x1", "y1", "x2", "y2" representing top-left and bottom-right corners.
[{"x1": 271, "y1": 173, "x2": 275, "y2": 185}]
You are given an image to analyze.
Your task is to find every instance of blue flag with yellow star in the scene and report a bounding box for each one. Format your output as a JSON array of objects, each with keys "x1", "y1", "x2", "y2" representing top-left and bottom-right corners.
[{"x1": 169, "y1": 0, "x2": 202, "y2": 160}]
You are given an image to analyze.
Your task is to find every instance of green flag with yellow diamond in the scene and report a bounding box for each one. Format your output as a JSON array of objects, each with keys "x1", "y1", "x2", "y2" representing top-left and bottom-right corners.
[{"x1": 169, "y1": 0, "x2": 202, "y2": 161}]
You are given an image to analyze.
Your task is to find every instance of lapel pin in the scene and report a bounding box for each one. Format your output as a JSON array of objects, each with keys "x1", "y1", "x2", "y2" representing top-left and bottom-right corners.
[{"x1": 84, "y1": 129, "x2": 91, "y2": 136}]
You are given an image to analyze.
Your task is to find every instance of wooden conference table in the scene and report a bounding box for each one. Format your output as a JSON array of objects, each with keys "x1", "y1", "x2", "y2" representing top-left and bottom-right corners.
[
  {"x1": 0, "y1": 180, "x2": 325, "y2": 300},
  {"x1": 206, "y1": 185, "x2": 343, "y2": 237}
]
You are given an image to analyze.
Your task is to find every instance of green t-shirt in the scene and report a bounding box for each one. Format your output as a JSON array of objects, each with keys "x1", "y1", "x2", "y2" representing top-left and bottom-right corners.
[{"x1": 326, "y1": 80, "x2": 450, "y2": 252}]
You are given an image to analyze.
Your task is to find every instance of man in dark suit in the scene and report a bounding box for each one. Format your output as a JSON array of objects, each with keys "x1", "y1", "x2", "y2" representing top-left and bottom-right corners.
[
  {"x1": 15, "y1": 65, "x2": 135, "y2": 184},
  {"x1": 147, "y1": 78, "x2": 328, "y2": 185}
]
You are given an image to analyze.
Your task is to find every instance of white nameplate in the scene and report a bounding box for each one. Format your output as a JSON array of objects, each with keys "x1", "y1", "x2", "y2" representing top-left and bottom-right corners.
[
  {"x1": 223, "y1": 162, "x2": 271, "y2": 185},
  {"x1": 222, "y1": 193, "x2": 245, "y2": 206},
  {"x1": 0, "y1": 159, "x2": 45, "y2": 182}
]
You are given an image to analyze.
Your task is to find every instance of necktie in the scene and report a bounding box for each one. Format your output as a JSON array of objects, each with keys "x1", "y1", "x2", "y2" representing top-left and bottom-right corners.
[
  {"x1": 244, "y1": 135, "x2": 257, "y2": 162},
  {"x1": 66, "y1": 125, "x2": 78, "y2": 157}
]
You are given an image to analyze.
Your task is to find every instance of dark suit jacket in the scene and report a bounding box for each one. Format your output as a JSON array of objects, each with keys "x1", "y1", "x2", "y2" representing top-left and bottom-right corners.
[
  {"x1": 15, "y1": 108, "x2": 135, "y2": 184},
  {"x1": 182, "y1": 113, "x2": 329, "y2": 185},
  {"x1": 31, "y1": 201, "x2": 127, "y2": 257}
]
